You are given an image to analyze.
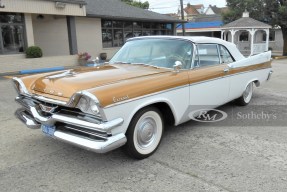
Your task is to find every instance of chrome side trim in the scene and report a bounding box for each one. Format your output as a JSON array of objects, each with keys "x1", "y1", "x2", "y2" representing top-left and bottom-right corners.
[
  {"x1": 104, "y1": 67, "x2": 272, "y2": 108},
  {"x1": 104, "y1": 84, "x2": 189, "y2": 108},
  {"x1": 53, "y1": 131, "x2": 127, "y2": 153}
]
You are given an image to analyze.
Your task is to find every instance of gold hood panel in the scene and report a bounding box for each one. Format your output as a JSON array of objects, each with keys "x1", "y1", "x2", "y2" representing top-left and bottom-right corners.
[
  {"x1": 24, "y1": 64, "x2": 170, "y2": 99},
  {"x1": 87, "y1": 70, "x2": 189, "y2": 108}
]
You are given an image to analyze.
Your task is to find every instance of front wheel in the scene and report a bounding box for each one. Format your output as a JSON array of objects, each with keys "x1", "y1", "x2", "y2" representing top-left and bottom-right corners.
[
  {"x1": 235, "y1": 82, "x2": 254, "y2": 106},
  {"x1": 125, "y1": 107, "x2": 164, "y2": 159}
]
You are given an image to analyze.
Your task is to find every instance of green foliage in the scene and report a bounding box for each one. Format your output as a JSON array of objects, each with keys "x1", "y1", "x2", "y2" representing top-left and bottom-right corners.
[
  {"x1": 222, "y1": 0, "x2": 266, "y2": 24},
  {"x1": 121, "y1": 0, "x2": 149, "y2": 9},
  {"x1": 222, "y1": 0, "x2": 287, "y2": 55},
  {"x1": 26, "y1": 46, "x2": 43, "y2": 58}
]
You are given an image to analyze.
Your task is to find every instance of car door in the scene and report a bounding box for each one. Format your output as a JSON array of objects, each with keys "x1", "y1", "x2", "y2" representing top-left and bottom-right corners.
[{"x1": 188, "y1": 44, "x2": 231, "y2": 109}]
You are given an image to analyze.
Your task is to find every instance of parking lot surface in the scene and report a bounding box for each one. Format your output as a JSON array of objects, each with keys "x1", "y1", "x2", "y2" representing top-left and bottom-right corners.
[{"x1": 0, "y1": 59, "x2": 287, "y2": 192}]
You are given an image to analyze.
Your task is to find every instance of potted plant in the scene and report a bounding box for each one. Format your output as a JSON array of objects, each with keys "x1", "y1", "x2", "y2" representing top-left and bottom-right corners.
[
  {"x1": 100, "y1": 53, "x2": 107, "y2": 61},
  {"x1": 78, "y1": 52, "x2": 91, "y2": 66}
]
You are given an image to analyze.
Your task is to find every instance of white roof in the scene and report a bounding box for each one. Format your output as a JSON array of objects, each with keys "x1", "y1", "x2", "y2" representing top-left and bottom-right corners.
[{"x1": 130, "y1": 36, "x2": 245, "y2": 61}]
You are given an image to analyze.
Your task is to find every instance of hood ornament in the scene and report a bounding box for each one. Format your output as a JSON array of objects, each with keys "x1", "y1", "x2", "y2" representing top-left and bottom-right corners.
[{"x1": 46, "y1": 70, "x2": 76, "y2": 80}]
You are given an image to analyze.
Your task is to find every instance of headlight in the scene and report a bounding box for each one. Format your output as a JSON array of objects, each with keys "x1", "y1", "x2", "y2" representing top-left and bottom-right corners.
[{"x1": 76, "y1": 95, "x2": 100, "y2": 115}]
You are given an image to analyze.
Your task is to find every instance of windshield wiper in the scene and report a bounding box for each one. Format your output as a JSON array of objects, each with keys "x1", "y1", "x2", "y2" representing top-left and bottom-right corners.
[{"x1": 113, "y1": 61, "x2": 131, "y2": 64}]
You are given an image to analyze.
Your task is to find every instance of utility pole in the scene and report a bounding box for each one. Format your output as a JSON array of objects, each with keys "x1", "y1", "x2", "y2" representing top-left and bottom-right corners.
[{"x1": 180, "y1": 0, "x2": 185, "y2": 36}]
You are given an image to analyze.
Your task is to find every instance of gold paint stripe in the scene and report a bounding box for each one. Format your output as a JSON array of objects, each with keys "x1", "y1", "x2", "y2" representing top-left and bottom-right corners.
[{"x1": 98, "y1": 61, "x2": 272, "y2": 107}]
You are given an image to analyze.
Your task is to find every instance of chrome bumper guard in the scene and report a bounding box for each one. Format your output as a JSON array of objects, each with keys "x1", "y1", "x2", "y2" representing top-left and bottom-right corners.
[
  {"x1": 267, "y1": 70, "x2": 273, "y2": 81},
  {"x1": 15, "y1": 96, "x2": 127, "y2": 153}
]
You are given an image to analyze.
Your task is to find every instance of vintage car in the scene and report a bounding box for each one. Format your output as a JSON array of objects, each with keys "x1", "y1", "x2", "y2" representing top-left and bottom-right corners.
[{"x1": 13, "y1": 36, "x2": 272, "y2": 159}]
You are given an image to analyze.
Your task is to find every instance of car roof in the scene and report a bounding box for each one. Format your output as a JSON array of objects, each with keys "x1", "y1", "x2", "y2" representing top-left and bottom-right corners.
[{"x1": 129, "y1": 36, "x2": 245, "y2": 61}]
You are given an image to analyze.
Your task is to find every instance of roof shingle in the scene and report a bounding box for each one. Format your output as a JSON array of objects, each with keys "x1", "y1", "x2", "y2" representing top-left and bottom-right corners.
[
  {"x1": 85, "y1": 0, "x2": 182, "y2": 23},
  {"x1": 222, "y1": 17, "x2": 271, "y2": 29}
]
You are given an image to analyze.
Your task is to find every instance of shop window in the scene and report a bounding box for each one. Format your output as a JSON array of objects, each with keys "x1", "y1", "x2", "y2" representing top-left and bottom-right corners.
[
  {"x1": 102, "y1": 20, "x2": 173, "y2": 48},
  {"x1": 0, "y1": 13, "x2": 25, "y2": 55}
]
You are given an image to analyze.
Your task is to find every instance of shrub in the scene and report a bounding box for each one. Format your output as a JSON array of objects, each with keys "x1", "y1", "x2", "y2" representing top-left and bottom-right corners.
[{"x1": 26, "y1": 46, "x2": 43, "y2": 58}]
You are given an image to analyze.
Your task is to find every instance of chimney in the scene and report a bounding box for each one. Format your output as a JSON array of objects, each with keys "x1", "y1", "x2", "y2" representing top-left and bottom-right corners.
[{"x1": 242, "y1": 9, "x2": 249, "y2": 17}]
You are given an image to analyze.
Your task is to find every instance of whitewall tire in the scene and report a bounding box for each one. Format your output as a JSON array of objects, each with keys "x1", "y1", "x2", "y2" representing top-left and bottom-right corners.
[
  {"x1": 236, "y1": 82, "x2": 254, "y2": 106},
  {"x1": 125, "y1": 107, "x2": 163, "y2": 159}
]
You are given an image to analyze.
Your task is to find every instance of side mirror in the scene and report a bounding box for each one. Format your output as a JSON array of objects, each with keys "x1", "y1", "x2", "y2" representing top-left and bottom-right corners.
[{"x1": 173, "y1": 61, "x2": 183, "y2": 72}]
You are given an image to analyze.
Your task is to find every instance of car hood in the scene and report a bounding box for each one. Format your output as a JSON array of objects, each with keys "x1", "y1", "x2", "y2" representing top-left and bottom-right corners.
[{"x1": 29, "y1": 64, "x2": 170, "y2": 99}]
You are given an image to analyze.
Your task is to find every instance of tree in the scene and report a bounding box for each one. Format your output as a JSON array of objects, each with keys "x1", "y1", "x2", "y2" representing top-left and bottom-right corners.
[
  {"x1": 222, "y1": 0, "x2": 287, "y2": 55},
  {"x1": 121, "y1": 0, "x2": 149, "y2": 9}
]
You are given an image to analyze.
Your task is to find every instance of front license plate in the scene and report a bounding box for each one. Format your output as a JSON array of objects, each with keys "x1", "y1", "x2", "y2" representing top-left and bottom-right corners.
[{"x1": 41, "y1": 124, "x2": 56, "y2": 137}]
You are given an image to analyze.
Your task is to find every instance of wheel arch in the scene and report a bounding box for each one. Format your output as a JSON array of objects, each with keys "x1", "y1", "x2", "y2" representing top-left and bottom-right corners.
[
  {"x1": 127, "y1": 99, "x2": 177, "y2": 129},
  {"x1": 246, "y1": 78, "x2": 260, "y2": 89}
]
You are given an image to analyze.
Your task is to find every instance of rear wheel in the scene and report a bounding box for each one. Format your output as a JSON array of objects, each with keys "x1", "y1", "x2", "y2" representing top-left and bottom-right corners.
[
  {"x1": 125, "y1": 107, "x2": 163, "y2": 159},
  {"x1": 235, "y1": 82, "x2": 254, "y2": 106}
]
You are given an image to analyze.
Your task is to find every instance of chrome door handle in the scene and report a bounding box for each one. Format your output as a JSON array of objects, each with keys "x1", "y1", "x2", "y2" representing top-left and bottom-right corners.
[{"x1": 223, "y1": 68, "x2": 229, "y2": 73}]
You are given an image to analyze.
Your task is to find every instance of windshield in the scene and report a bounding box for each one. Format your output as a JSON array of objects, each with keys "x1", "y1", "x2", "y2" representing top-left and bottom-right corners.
[{"x1": 110, "y1": 39, "x2": 193, "y2": 69}]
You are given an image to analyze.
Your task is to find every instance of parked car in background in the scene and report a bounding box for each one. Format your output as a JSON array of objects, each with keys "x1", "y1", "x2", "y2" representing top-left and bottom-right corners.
[{"x1": 13, "y1": 36, "x2": 272, "y2": 159}]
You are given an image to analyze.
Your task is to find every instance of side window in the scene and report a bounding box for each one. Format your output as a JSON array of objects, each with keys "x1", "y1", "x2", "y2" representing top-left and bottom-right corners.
[
  {"x1": 219, "y1": 45, "x2": 234, "y2": 64},
  {"x1": 197, "y1": 44, "x2": 220, "y2": 67}
]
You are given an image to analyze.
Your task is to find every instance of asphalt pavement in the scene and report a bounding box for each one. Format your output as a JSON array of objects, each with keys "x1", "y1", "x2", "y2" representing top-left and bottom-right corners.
[{"x1": 0, "y1": 59, "x2": 287, "y2": 192}]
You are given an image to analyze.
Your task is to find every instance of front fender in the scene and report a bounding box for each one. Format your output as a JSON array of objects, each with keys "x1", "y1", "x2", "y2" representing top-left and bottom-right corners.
[{"x1": 102, "y1": 86, "x2": 190, "y2": 135}]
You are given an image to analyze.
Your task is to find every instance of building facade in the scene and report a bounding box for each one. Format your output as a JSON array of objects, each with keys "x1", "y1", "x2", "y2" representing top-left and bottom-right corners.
[
  {"x1": 0, "y1": 0, "x2": 180, "y2": 66},
  {"x1": 176, "y1": 6, "x2": 283, "y2": 56}
]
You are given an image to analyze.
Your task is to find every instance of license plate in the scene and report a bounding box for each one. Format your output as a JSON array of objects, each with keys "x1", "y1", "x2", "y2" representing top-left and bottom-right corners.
[{"x1": 41, "y1": 124, "x2": 56, "y2": 137}]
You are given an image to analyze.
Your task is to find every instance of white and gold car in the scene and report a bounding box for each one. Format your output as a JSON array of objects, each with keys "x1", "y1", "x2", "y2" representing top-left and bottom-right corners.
[{"x1": 13, "y1": 36, "x2": 272, "y2": 159}]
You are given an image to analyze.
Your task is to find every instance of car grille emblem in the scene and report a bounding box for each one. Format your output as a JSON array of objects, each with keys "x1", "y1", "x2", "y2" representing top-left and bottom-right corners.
[{"x1": 39, "y1": 104, "x2": 58, "y2": 113}]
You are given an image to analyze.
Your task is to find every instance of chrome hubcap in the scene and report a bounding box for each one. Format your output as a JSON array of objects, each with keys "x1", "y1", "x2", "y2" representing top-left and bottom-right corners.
[
  {"x1": 243, "y1": 83, "x2": 253, "y2": 103},
  {"x1": 137, "y1": 117, "x2": 157, "y2": 148}
]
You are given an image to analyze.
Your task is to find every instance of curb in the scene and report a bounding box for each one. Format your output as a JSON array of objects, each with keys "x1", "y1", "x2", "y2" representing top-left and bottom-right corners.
[
  {"x1": 20, "y1": 66, "x2": 65, "y2": 75},
  {"x1": 0, "y1": 66, "x2": 80, "y2": 77},
  {"x1": 273, "y1": 56, "x2": 287, "y2": 60}
]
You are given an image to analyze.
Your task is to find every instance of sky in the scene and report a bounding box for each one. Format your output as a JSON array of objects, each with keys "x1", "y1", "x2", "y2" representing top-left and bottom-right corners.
[{"x1": 146, "y1": 0, "x2": 227, "y2": 14}]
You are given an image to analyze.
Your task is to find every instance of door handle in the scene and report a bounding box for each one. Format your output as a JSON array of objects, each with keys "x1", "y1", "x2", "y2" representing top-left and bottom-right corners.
[{"x1": 223, "y1": 68, "x2": 229, "y2": 73}]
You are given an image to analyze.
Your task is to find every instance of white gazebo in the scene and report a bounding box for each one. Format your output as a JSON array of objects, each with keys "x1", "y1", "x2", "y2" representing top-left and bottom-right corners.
[{"x1": 221, "y1": 11, "x2": 271, "y2": 56}]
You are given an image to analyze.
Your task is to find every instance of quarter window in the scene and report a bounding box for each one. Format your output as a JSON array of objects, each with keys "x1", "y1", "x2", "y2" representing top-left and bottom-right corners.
[
  {"x1": 219, "y1": 45, "x2": 234, "y2": 63},
  {"x1": 196, "y1": 44, "x2": 220, "y2": 67},
  {"x1": 0, "y1": 13, "x2": 25, "y2": 55}
]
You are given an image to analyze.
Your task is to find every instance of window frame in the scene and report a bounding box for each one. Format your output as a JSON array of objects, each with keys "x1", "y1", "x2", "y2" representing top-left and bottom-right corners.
[
  {"x1": 101, "y1": 19, "x2": 174, "y2": 48},
  {"x1": 192, "y1": 43, "x2": 222, "y2": 69},
  {"x1": 262, "y1": 30, "x2": 276, "y2": 42},
  {"x1": 239, "y1": 31, "x2": 249, "y2": 42},
  {"x1": 0, "y1": 13, "x2": 27, "y2": 55},
  {"x1": 218, "y1": 44, "x2": 235, "y2": 64}
]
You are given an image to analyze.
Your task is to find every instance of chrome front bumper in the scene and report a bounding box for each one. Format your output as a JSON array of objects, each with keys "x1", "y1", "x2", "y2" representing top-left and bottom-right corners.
[{"x1": 15, "y1": 96, "x2": 127, "y2": 153}]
